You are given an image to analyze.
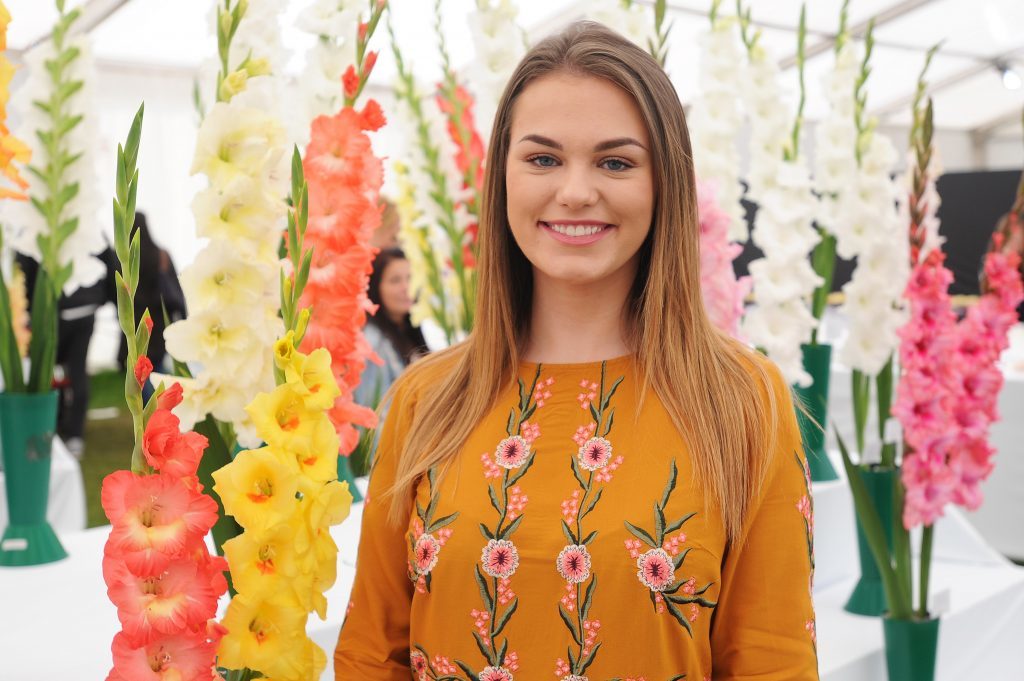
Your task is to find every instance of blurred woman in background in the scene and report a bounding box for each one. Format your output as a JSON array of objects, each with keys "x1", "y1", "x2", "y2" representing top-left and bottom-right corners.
[{"x1": 355, "y1": 247, "x2": 429, "y2": 408}]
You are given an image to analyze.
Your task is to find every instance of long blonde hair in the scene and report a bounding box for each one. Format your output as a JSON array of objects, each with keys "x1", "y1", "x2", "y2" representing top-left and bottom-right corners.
[{"x1": 387, "y1": 21, "x2": 776, "y2": 543}]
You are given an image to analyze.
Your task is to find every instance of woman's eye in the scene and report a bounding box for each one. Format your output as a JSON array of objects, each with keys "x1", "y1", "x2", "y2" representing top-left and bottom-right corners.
[
  {"x1": 601, "y1": 158, "x2": 632, "y2": 171},
  {"x1": 528, "y1": 154, "x2": 558, "y2": 168}
]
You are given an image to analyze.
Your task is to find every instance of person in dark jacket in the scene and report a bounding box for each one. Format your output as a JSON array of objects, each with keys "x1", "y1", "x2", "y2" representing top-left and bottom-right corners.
[{"x1": 17, "y1": 245, "x2": 117, "y2": 458}]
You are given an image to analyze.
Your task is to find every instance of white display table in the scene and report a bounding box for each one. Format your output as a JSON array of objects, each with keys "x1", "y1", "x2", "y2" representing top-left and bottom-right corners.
[
  {"x1": 3, "y1": 473, "x2": 1023, "y2": 680},
  {"x1": 0, "y1": 436, "x2": 87, "y2": 533}
]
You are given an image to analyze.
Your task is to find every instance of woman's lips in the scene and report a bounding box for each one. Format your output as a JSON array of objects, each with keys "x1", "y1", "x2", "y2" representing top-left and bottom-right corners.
[{"x1": 539, "y1": 221, "x2": 613, "y2": 245}]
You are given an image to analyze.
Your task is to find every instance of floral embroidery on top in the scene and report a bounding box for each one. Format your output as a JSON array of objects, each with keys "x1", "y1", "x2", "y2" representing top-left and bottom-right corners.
[
  {"x1": 555, "y1": 362, "x2": 625, "y2": 679},
  {"x1": 460, "y1": 366, "x2": 551, "y2": 678},
  {"x1": 624, "y1": 459, "x2": 716, "y2": 635},
  {"x1": 407, "y1": 467, "x2": 459, "y2": 594},
  {"x1": 796, "y1": 452, "x2": 818, "y2": 652}
]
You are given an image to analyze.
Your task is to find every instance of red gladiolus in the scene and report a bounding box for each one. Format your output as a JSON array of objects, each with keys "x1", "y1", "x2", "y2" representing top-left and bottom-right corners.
[
  {"x1": 142, "y1": 409, "x2": 208, "y2": 479},
  {"x1": 134, "y1": 355, "x2": 153, "y2": 387},
  {"x1": 363, "y1": 50, "x2": 378, "y2": 78},
  {"x1": 157, "y1": 383, "x2": 184, "y2": 411},
  {"x1": 341, "y1": 65, "x2": 359, "y2": 99}
]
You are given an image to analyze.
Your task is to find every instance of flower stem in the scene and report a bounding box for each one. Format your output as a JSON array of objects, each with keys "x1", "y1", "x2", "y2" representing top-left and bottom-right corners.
[{"x1": 918, "y1": 523, "x2": 934, "y2": 617}]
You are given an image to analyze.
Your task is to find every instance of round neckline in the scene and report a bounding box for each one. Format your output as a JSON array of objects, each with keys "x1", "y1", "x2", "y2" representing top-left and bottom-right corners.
[{"x1": 518, "y1": 353, "x2": 634, "y2": 372}]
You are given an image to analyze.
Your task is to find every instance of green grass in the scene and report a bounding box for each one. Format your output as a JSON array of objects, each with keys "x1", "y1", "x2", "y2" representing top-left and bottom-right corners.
[{"x1": 81, "y1": 369, "x2": 133, "y2": 527}]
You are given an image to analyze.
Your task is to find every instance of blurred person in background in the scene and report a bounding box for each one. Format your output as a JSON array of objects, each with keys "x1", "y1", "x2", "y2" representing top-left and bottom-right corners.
[
  {"x1": 354, "y1": 247, "x2": 429, "y2": 409},
  {"x1": 18, "y1": 244, "x2": 117, "y2": 458},
  {"x1": 116, "y1": 212, "x2": 185, "y2": 379}
]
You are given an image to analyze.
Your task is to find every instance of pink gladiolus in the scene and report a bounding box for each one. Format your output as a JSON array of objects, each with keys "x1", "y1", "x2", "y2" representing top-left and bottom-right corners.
[{"x1": 696, "y1": 179, "x2": 750, "y2": 337}]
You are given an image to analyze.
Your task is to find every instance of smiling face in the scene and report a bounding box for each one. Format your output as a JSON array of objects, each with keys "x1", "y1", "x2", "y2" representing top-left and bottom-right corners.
[{"x1": 505, "y1": 71, "x2": 655, "y2": 291}]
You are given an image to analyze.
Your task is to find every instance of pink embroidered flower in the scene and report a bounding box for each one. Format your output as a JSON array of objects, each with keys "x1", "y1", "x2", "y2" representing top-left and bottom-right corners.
[
  {"x1": 481, "y1": 539, "x2": 519, "y2": 578},
  {"x1": 413, "y1": 533, "x2": 441, "y2": 575},
  {"x1": 572, "y1": 423, "x2": 597, "y2": 448},
  {"x1": 436, "y1": 526, "x2": 454, "y2": 547},
  {"x1": 555, "y1": 658, "x2": 571, "y2": 677},
  {"x1": 563, "y1": 676, "x2": 588, "y2": 681},
  {"x1": 471, "y1": 608, "x2": 491, "y2": 642},
  {"x1": 504, "y1": 651, "x2": 520, "y2": 672},
  {"x1": 410, "y1": 650, "x2": 429, "y2": 679},
  {"x1": 636, "y1": 548, "x2": 676, "y2": 592},
  {"x1": 561, "y1": 490, "x2": 581, "y2": 521},
  {"x1": 507, "y1": 485, "x2": 528, "y2": 520},
  {"x1": 556, "y1": 544, "x2": 592, "y2": 584},
  {"x1": 594, "y1": 454, "x2": 624, "y2": 483},
  {"x1": 481, "y1": 451, "x2": 502, "y2": 479},
  {"x1": 560, "y1": 582, "x2": 576, "y2": 612},
  {"x1": 495, "y1": 435, "x2": 530, "y2": 469},
  {"x1": 520, "y1": 420, "x2": 541, "y2": 444},
  {"x1": 434, "y1": 655, "x2": 458, "y2": 674},
  {"x1": 577, "y1": 380, "x2": 598, "y2": 409},
  {"x1": 582, "y1": 618, "x2": 601, "y2": 655},
  {"x1": 624, "y1": 538, "x2": 644, "y2": 560},
  {"x1": 805, "y1": 618, "x2": 817, "y2": 644},
  {"x1": 532, "y1": 377, "x2": 554, "y2": 408},
  {"x1": 578, "y1": 437, "x2": 612, "y2": 471},
  {"x1": 479, "y1": 666, "x2": 514, "y2": 681},
  {"x1": 797, "y1": 495, "x2": 812, "y2": 522},
  {"x1": 662, "y1": 534, "x2": 687, "y2": 556},
  {"x1": 497, "y1": 577, "x2": 516, "y2": 606}
]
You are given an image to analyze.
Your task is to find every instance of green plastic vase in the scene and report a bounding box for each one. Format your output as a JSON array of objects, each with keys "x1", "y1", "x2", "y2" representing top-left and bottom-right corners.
[
  {"x1": 845, "y1": 465, "x2": 897, "y2": 616},
  {"x1": 337, "y1": 455, "x2": 363, "y2": 503},
  {"x1": 883, "y1": 616, "x2": 939, "y2": 681},
  {"x1": 0, "y1": 391, "x2": 67, "y2": 566},
  {"x1": 795, "y1": 343, "x2": 838, "y2": 481}
]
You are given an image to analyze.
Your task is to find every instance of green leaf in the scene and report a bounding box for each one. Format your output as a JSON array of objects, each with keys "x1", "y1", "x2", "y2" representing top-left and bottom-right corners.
[
  {"x1": 425, "y1": 512, "x2": 459, "y2": 534},
  {"x1": 558, "y1": 604, "x2": 582, "y2": 645},
  {"x1": 581, "y1": 573, "x2": 597, "y2": 619},
  {"x1": 479, "y1": 523, "x2": 494, "y2": 540},
  {"x1": 579, "y1": 642, "x2": 601, "y2": 673},
  {"x1": 487, "y1": 484, "x2": 504, "y2": 515},
  {"x1": 666, "y1": 511, "x2": 696, "y2": 535},
  {"x1": 471, "y1": 631, "x2": 494, "y2": 666},
  {"x1": 581, "y1": 487, "x2": 602, "y2": 518},
  {"x1": 673, "y1": 546, "x2": 692, "y2": 570},
  {"x1": 663, "y1": 599, "x2": 694, "y2": 636},
  {"x1": 492, "y1": 597, "x2": 518, "y2": 637},
  {"x1": 589, "y1": 401, "x2": 600, "y2": 424},
  {"x1": 454, "y1": 660, "x2": 479, "y2": 681},
  {"x1": 474, "y1": 564, "x2": 494, "y2": 611},
  {"x1": 660, "y1": 459, "x2": 678, "y2": 508},
  {"x1": 601, "y1": 375, "x2": 624, "y2": 410},
  {"x1": 497, "y1": 637, "x2": 508, "y2": 668},
  {"x1": 602, "y1": 407, "x2": 615, "y2": 437},
  {"x1": 570, "y1": 455, "x2": 588, "y2": 490},
  {"x1": 499, "y1": 513, "x2": 523, "y2": 540},
  {"x1": 193, "y1": 417, "x2": 243, "y2": 567},
  {"x1": 505, "y1": 408, "x2": 516, "y2": 435},
  {"x1": 654, "y1": 503, "x2": 666, "y2": 545},
  {"x1": 624, "y1": 521, "x2": 657, "y2": 548},
  {"x1": 561, "y1": 520, "x2": 578, "y2": 545},
  {"x1": 581, "y1": 530, "x2": 597, "y2": 545}
]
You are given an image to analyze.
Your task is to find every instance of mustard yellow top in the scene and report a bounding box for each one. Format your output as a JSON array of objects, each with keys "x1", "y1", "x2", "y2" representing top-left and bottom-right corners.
[{"x1": 335, "y1": 355, "x2": 819, "y2": 681}]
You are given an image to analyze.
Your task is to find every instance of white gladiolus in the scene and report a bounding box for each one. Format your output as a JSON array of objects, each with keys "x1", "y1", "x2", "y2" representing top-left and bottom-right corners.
[
  {"x1": 467, "y1": 0, "x2": 526, "y2": 141},
  {"x1": 292, "y1": 0, "x2": 362, "y2": 145},
  {"x1": 740, "y1": 44, "x2": 822, "y2": 387},
  {"x1": 4, "y1": 36, "x2": 106, "y2": 296},
  {"x1": 167, "y1": 38, "x2": 289, "y2": 446},
  {"x1": 690, "y1": 13, "x2": 747, "y2": 241},
  {"x1": 587, "y1": 0, "x2": 654, "y2": 50}
]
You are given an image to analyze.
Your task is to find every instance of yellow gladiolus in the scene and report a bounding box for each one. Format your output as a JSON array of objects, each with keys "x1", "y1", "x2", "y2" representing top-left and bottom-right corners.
[
  {"x1": 219, "y1": 68, "x2": 249, "y2": 101},
  {"x1": 274, "y1": 334, "x2": 341, "y2": 411},
  {"x1": 222, "y1": 523, "x2": 302, "y2": 593},
  {"x1": 212, "y1": 446, "x2": 300, "y2": 534},
  {"x1": 218, "y1": 591, "x2": 311, "y2": 679}
]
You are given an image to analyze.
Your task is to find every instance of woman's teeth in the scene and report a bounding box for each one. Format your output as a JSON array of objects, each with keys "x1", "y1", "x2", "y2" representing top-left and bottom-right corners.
[{"x1": 546, "y1": 223, "x2": 605, "y2": 237}]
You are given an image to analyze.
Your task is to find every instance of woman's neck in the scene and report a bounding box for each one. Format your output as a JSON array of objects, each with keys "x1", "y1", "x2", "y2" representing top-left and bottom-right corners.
[{"x1": 522, "y1": 269, "x2": 633, "y2": 364}]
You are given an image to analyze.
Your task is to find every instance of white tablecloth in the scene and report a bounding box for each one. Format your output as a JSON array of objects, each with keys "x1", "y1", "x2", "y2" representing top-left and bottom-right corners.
[
  {"x1": 0, "y1": 436, "x2": 87, "y2": 534},
  {"x1": 4, "y1": 472, "x2": 1021, "y2": 680}
]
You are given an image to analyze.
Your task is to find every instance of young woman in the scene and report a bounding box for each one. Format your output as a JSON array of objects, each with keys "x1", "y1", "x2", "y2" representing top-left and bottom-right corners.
[
  {"x1": 336, "y1": 21, "x2": 818, "y2": 680},
  {"x1": 354, "y1": 247, "x2": 430, "y2": 407}
]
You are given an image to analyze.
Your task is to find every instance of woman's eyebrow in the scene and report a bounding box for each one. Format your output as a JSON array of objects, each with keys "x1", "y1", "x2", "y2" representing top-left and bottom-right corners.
[{"x1": 516, "y1": 134, "x2": 647, "y2": 152}]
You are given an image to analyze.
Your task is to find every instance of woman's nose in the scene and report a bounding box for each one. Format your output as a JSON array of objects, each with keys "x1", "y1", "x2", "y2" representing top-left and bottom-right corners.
[{"x1": 554, "y1": 165, "x2": 599, "y2": 209}]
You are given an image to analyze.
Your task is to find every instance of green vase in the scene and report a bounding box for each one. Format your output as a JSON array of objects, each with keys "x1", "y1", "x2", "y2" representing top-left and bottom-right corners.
[
  {"x1": 795, "y1": 343, "x2": 838, "y2": 481},
  {"x1": 337, "y1": 455, "x2": 363, "y2": 503},
  {"x1": 845, "y1": 465, "x2": 897, "y2": 615},
  {"x1": 0, "y1": 391, "x2": 67, "y2": 566},
  {"x1": 883, "y1": 616, "x2": 939, "y2": 681}
]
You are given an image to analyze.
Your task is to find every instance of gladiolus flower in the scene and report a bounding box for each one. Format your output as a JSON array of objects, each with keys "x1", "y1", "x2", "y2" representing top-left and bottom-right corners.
[
  {"x1": 342, "y1": 65, "x2": 359, "y2": 99},
  {"x1": 134, "y1": 356, "x2": 153, "y2": 387},
  {"x1": 102, "y1": 471, "x2": 219, "y2": 576},
  {"x1": 212, "y1": 446, "x2": 300, "y2": 534},
  {"x1": 142, "y1": 410, "x2": 208, "y2": 479}
]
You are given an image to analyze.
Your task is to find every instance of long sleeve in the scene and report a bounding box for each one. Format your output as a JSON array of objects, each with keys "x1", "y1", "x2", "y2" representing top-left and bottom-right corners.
[
  {"x1": 334, "y1": 378, "x2": 417, "y2": 679},
  {"x1": 710, "y1": 364, "x2": 820, "y2": 680}
]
